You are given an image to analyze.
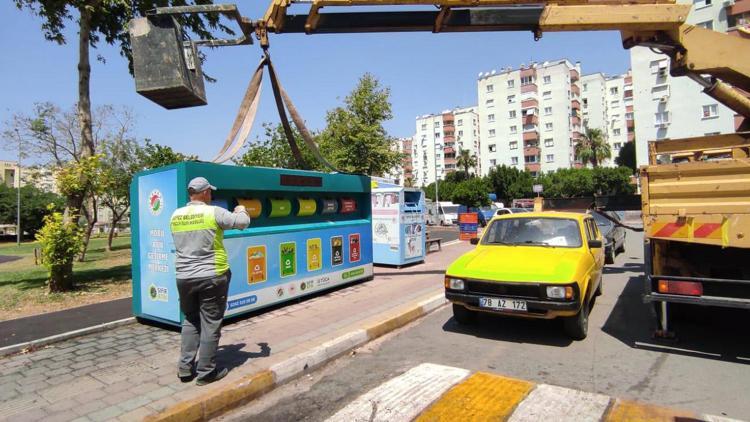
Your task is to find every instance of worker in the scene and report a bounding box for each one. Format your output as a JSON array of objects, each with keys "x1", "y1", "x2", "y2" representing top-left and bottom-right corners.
[{"x1": 169, "y1": 177, "x2": 250, "y2": 385}]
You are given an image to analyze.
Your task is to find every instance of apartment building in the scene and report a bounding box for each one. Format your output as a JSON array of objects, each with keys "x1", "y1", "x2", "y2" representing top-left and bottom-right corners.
[
  {"x1": 476, "y1": 59, "x2": 583, "y2": 177},
  {"x1": 0, "y1": 161, "x2": 20, "y2": 188},
  {"x1": 412, "y1": 107, "x2": 480, "y2": 186},
  {"x1": 630, "y1": 0, "x2": 737, "y2": 167}
]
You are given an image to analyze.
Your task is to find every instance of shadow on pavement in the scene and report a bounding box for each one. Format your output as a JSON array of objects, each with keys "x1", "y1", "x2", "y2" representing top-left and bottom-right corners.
[
  {"x1": 376, "y1": 269, "x2": 445, "y2": 277},
  {"x1": 602, "y1": 274, "x2": 750, "y2": 364},
  {"x1": 441, "y1": 312, "x2": 573, "y2": 347},
  {"x1": 603, "y1": 262, "x2": 644, "y2": 275},
  {"x1": 218, "y1": 342, "x2": 271, "y2": 371}
]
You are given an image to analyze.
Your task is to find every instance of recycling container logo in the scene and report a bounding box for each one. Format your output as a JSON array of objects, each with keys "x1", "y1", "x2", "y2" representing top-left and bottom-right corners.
[{"x1": 149, "y1": 190, "x2": 164, "y2": 216}]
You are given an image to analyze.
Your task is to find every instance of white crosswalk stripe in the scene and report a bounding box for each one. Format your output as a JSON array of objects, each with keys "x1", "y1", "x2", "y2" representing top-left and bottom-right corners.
[
  {"x1": 326, "y1": 363, "x2": 469, "y2": 422},
  {"x1": 508, "y1": 383, "x2": 611, "y2": 422}
]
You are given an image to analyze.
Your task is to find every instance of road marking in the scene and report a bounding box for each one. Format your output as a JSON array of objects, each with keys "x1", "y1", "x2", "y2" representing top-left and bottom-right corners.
[
  {"x1": 508, "y1": 384, "x2": 611, "y2": 422},
  {"x1": 703, "y1": 415, "x2": 745, "y2": 422},
  {"x1": 442, "y1": 240, "x2": 462, "y2": 247},
  {"x1": 605, "y1": 399, "x2": 696, "y2": 421},
  {"x1": 326, "y1": 363, "x2": 469, "y2": 422},
  {"x1": 415, "y1": 372, "x2": 533, "y2": 421}
]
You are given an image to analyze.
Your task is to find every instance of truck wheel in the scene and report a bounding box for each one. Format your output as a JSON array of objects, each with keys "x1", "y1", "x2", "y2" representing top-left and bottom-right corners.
[
  {"x1": 605, "y1": 247, "x2": 615, "y2": 264},
  {"x1": 564, "y1": 301, "x2": 589, "y2": 340},
  {"x1": 452, "y1": 304, "x2": 477, "y2": 325}
]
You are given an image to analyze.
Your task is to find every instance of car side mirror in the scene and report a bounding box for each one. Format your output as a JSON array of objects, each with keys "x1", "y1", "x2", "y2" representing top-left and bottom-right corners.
[
  {"x1": 588, "y1": 239, "x2": 602, "y2": 249},
  {"x1": 470, "y1": 238, "x2": 479, "y2": 245}
]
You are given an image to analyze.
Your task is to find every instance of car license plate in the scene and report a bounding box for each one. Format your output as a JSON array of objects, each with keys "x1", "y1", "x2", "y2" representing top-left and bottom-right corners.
[{"x1": 479, "y1": 297, "x2": 527, "y2": 311}]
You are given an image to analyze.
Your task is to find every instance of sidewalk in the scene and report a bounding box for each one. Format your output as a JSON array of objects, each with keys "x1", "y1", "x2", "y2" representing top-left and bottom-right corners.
[{"x1": 0, "y1": 241, "x2": 469, "y2": 422}]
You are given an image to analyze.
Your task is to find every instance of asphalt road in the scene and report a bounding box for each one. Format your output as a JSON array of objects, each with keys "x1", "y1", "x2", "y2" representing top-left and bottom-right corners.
[
  {"x1": 427, "y1": 226, "x2": 459, "y2": 243},
  {"x1": 221, "y1": 232, "x2": 750, "y2": 421}
]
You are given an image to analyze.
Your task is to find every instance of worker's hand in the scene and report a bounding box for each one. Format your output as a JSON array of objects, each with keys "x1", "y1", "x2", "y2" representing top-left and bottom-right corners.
[{"x1": 234, "y1": 205, "x2": 247, "y2": 214}]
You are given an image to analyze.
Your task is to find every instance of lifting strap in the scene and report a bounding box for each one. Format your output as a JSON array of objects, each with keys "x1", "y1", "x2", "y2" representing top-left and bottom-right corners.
[{"x1": 212, "y1": 48, "x2": 340, "y2": 172}]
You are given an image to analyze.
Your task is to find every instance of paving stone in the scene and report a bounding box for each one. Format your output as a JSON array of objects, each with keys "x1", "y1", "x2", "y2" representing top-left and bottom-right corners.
[
  {"x1": 46, "y1": 367, "x2": 73, "y2": 378},
  {"x1": 144, "y1": 386, "x2": 173, "y2": 401},
  {"x1": 88, "y1": 404, "x2": 124, "y2": 422},
  {"x1": 0, "y1": 385, "x2": 20, "y2": 401},
  {"x1": 45, "y1": 360, "x2": 71, "y2": 370},
  {"x1": 117, "y1": 406, "x2": 153, "y2": 422},
  {"x1": 43, "y1": 410, "x2": 79, "y2": 422},
  {"x1": 101, "y1": 380, "x2": 131, "y2": 394},
  {"x1": 7, "y1": 406, "x2": 49, "y2": 421},
  {"x1": 41, "y1": 376, "x2": 104, "y2": 403},
  {"x1": 0, "y1": 395, "x2": 48, "y2": 420},
  {"x1": 46, "y1": 373, "x2": 76, "y2": 387},
  {"x1": 70, "y1": 360, "x2": 95, "y2": 370},
  {"x1": 21, "y1": 374, "x2": 49, "y2": 384},
  {"x1": 71, "y1": 416, "x2": 92, "y2": 422},
  {"x1": 117, "y1": 395, "x2": 151, "y2": 412},
  {"x1": 22, "y1": 366, "x2": 49, "y2": 377},
  {"x1": 145, "y1": 396, "x2": 178, "y2": 413},
  {"x1": 72, "y1": 398, "x2": 107, "y2": 416},
  {"x1": 103, "y1": 390, "x2": 136, "y2": 406},
  {"x1": 43, "y1": 397, "x2": 79, "y2": 413},
  {"x1": 17, "y1": 380, "x2": 51, "y2": 394}
]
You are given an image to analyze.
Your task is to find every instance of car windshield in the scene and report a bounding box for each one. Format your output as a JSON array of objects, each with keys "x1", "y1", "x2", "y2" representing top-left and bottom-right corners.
[
  {"x1": 442, "y1": 206, "x2": 459, "y2": 214},
  {"x1": 510, "y1": 208, "x2": 530, "y2": 213},
  {"x1": 482, "y1": 217, "x2": 582, "y2": 247},
  {"x1": 480, "y1": 205, "x2": 498, "y2": 212}
]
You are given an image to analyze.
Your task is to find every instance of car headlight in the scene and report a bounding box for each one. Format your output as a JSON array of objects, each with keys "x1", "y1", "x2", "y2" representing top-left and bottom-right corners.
[
  {"x1": 445, "y1": 277, "x2": 465, "y2": 290},
  {"x1": 546, "y1": 285, "x2": 573, "y2": 299}
]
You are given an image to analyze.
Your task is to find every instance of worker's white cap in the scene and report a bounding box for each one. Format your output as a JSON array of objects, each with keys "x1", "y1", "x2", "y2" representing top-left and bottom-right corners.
[{"x1": 187, "y1": 177, "x2": 217, "y2": 193}]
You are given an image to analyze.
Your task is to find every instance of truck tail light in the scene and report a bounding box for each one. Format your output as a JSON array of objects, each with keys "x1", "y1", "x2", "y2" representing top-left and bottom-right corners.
[{"x1": 657, "y1": 280, "x2": 703, "y2": 296}]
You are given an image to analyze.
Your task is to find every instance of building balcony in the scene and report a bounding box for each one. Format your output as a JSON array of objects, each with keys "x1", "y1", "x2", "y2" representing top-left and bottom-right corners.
[
  {"x1": 521, "y1": 83, "x2": 538, "y2": 94},
  {"x1": 624, "y1": 75, "x2": 633, "y2": 85},
  {"x1": 628, "y1": 132, "x2": 635, "y2": 142},
  {"x1": 729, "y1": 1, "x2": 750, "y2": 16},
  {"x1": 444, "y1": 158, "x2": 456, "y2": 164},
  {"x1": 523, "y1": 114, "x2": 539, "y2": 125},
  {"x1": 520, "y1": 67, "x2": 536, "y2": 78},
  {"x1": 624, "y1": 89, "x2": 633, "y2": 99},
  {"x1": 443, "y1": 146, "x2": 455, "y2": 154},
  {"x1": 571, "y1": 84, "x2": 580, "y2": 96},
  {"x1": 525, "y1": 163, "x2": 541, "y2": 172},
  {"x1": 523, "y1": 131, "x2": 539, "y2": 141},
  {"x1": 524, "y1": 146, "x2": 540, "y2": 156},
  {"x1": 521, "y1": 98, "x2": 538, "y2": 109},
  {"x1": 627, "y1": 119, "x2": 634, "y2": 129},
  {"x1": 572, "y1": 131, "x2": 582, "y2": 139},
  {"x1": 570, "y1": 68, "x2": 580, "y2": 82},
  {"x1": 571, "y1": 116, "x2": 581, "y2": 126},
  {"x1": 571, "y1": 99, "x2": 581, "y2": 110}
]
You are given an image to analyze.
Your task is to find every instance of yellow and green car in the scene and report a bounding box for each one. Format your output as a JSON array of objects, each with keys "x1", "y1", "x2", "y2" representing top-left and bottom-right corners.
[{"x1": 444, "y1": 211, "x2": 605, "y2": 340}]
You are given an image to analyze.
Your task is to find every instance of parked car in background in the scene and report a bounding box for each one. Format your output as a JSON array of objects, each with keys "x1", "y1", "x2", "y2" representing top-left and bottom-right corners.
[
  {"x1": 592, "y1": 211, "x2": 626, "y2": 264},
  {"x1": 495, "y1": 207, "x2": 532, "y2": 216},
  {"x1": 444, "y1": 212, "x2": 605, "y2": 340},
  {"x1": 458, "y1": 204, "x2": 498, "y2": 227},
  {"x1": 438, "y1": 202, "x2": 460, "y2": 225}
]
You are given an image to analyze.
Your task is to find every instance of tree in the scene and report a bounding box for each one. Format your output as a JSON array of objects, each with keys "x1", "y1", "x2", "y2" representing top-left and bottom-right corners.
[
  {"x1": 100, "y1": 138, "x2": 139, "y2": 251},
  {"x1": 486, "y1": 165, "x2": 523, "y2": 204},
  {"x1": 36, "y1": 207, "x2": 84, "y2": 292},
  {"x1": 451, "y1": 178, "x2": 492, "y2": 208},
  {"x1": 422, "y1": 180, "x2": 457, "y2": 203},
  {"x1": 403, "y1": 177, "x2": 414, "y2": 188},
  {"x1": 455, "y1": 149, "x2": 477, "y2": 176},
  {"x1": 318, "y1": 74, "x2": 403, "y2": 175},
  {"x1": 135, "y1": 140, "x2": 197, "y2": 170},
  {"x1": 592, "y1": 167, "x2": 636, "y2": 195},
  {"x1": 574, "y1": 127, "x2": 612, "y2": 168},
  {"x1": 615, "y1": 141, "x2": 637, "y2": 173},
  {"x1": 12, "y1": 0, "x2": 231, "y2": 219},
  {"x1": 0, "y1": 184, "x2": 64, "y2": 237},
  {"x1": 234, "y1": 123, "x2": 326, "y2": 171},
  {"x1": 507, "y1": 171, "x2": 535, "y2": 200}
]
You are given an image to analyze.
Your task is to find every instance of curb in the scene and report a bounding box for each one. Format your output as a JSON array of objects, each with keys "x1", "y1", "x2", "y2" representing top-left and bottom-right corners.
[
  {"x1": 144, "y1": 293, "x2": 448, "y2": 422},
  {"x1": 0, "y1": 317, "x2": 136, "y2": 358}
]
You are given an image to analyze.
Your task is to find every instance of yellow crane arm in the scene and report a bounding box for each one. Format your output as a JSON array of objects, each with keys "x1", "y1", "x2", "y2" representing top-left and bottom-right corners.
[{"x1": 256, "y1": 0, "x2": 750, "y2": 119}]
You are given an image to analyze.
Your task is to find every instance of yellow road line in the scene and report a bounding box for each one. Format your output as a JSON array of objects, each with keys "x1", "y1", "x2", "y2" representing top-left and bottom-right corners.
[
  {"x1": 415, "y1": 372, "x2": 534, "y2": 422},
  {"x1": 605, "y1": 399, "x2": 697, "y2": 421}
]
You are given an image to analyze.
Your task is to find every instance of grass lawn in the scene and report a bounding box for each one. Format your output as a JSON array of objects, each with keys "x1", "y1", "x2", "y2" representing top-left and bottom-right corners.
[{"x1": 0, "y1": 236, "x2": 133, "y2": 321}]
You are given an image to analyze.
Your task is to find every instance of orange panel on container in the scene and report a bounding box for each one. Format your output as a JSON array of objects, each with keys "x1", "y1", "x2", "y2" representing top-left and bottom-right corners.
[{"x1": 238, "y1": 198, "x2": 263, "y2": 218}]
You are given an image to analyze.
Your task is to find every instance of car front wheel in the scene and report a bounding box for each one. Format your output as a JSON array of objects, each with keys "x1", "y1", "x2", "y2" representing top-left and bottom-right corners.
[
  {"x1": 452, "y1": 304, "x2": 477, "y2": 325},
  {"x1": 605, "y1": 246, "x2": 615, "y2": 264},
  {"x1": 564, "y1": 301, "x2": 589, "y2": 340}
]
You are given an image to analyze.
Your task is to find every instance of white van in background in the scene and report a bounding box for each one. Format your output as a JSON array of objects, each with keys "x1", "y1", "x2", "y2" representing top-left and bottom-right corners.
[{"x1": 438, "y1": 201, "x2": 460, "y2": 225}]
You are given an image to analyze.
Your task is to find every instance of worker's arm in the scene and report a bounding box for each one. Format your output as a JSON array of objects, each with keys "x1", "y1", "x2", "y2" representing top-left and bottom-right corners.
[{"x1": 214, "y1": 206, "x2": 251, "y2": 230}]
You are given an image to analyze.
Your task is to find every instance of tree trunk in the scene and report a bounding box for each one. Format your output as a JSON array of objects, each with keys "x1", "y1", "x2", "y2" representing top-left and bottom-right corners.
[
  {"x1": 107, "y1": 208, "x2": 124, "y2": 251},
  {"x1": 49, "y1": 261, "x2": 74, "y2": 292},
  {"x1": 79, "y1": 196, "x2": 98, "y2": 262}
]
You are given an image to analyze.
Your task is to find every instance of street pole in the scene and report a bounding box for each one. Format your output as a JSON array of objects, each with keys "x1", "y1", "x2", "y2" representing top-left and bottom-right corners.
[
  {"x1": 15, "y1": 129, "x2": 21, "y2": 246},
  {"x1": 434, "y1": 144, "x2": 440, "y2": 209}
]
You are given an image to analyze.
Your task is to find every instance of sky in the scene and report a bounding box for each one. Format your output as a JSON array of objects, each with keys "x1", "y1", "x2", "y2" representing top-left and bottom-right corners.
[{"x1": 0, "y1": 2, "x2": 631, "y2": 163}]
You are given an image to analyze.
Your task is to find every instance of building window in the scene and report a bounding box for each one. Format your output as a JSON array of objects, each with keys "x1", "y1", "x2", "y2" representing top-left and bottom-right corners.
[
  {"x1": 507, "y1": 80, "x2": 515, "y2": 88},
  {"x1": 543, "y1": 90, "x2": 552, "y2": 99},
  {"x1": 613, "y1": 128, "x2": 621, "y2": 136},
  {"x1": 650, "y1": 59, "x2": 669, "y2": 76},
  {"x1": 510, "y1": 125, "x2": 518, "y2": 134},
  {"x1": 697, "y1": 20, "x2": 714, "y2": 30},
  {"x1": 655, "y1": 111, "x2": 670, "y2": 125},
  {"x1": 488, "y1": 129, "x2": 496, "y2": 137},
  {"x1": 544, "y1": 138, "x2": 554, "y2": 147},
  {"x1": 434, "y1": 122, "x2": 440, "y2": 128},
  {"x1": 694, "y1": 0, "x2": 712, "y2": 8},
  {"x1": 458, "y1": 130, "x2": 464, "y2": 137},
  {"x1": 521, "y1": 76, "x2": 535, "y2": 85},
  {"x1": 611, "y1": 100, "x2": 620, "y2": 108},
  {"x1": 705, "y1": 131, "x2": 720, "y2": 136},
  {"x1": 544, "y1": 106, "x2": 552, "y2": 115},
  {"x1": 545, "y1": 122, "x2": 553, "y2": 131},
  {"x1": 583, "y1": 83, "x2": 587, "y2": 92},
  {"x1": 511, "y1": 157, "x2": 519, "y2": 165},
  {"x1": 509, "y1": 110, "x2": 517, "y2": 119},
  {"x1": 490, "y1": 159, "x2": 497, "y2": 166},
  {"x1": 546, "y1": 154, "x2": 554, "y2": 163},
  {"x1": 625, "y1": 112, "x2": 634, "y2": 120},
  {"x1": 457, "y1": 119, "x2": 463, "y2": 126},
  {"x1": 702, "y1": 104, "x2": 719, "y2": 118},
  {"x1": 609, "y1": 87, "x2": 619, "y2": 95},
  {"x1": 489, "y1": 144, "x2": 497, "y2": 152},
  {"x1": 420, "y1": 124, "x2": 427, "y2": 130},
  {"x1": 486, "y1": 99, "x2": 495, "y2": 108},
  {"x1": 510, "y1": 141, "x2": 518, "y2": 150},
  {"x1": 435, "y1": 133, "x2": 441, "y2": 138},
  {"x1": 614, "y1": 142, "x2": 622, "y2": 150},
  {"x1": 525, "y1": 155, "x2": 538, "y2": 163},
  {"x1": 488, "y1": 114, "x2": 495, "y2": 122},
  {"x1": 543, "y1": 75, "x2": 551, "y2": 84},
  {"x1": 487, "y1": 84, "x2": 494, "y2": 93},
  {"x1": 507, "y1": 95, "x2": 516, "y2": 104}
]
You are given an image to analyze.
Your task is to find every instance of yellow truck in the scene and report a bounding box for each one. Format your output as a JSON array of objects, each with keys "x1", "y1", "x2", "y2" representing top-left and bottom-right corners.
[{"x1": 641, "y1": 132, "x2": 750, "y2": 336}]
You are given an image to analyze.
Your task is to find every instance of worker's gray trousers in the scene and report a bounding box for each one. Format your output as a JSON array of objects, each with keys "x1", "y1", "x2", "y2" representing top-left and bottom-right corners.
[{"x1": 176, "y1": 271, "x2": 230, "y2": 380}]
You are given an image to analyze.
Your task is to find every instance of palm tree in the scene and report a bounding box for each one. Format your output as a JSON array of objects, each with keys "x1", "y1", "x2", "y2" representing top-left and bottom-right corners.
[
  {"x1": 574, "y1": 127, "x2": 611, "y2": 168},
  {"x1": 456, "y1": 149, "x2": 478, "y2": 176}
]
